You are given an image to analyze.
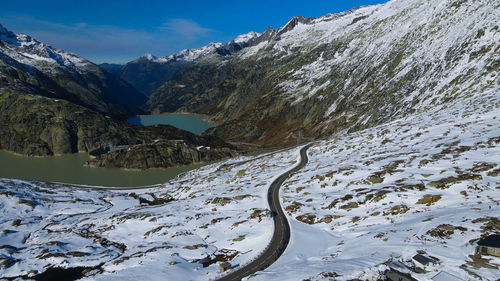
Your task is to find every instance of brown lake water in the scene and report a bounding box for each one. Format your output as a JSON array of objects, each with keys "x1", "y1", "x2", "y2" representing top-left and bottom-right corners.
[
  {"x1": 0, "y1": 113, "x2": 215, "y2": 187},
  {"x1": 0, "y1": 151, "x2": 201, "y2": 187}
]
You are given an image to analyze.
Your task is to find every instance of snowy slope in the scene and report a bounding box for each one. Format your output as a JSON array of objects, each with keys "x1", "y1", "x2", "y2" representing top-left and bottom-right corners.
[
  {"x1": 0, "y1": 150, "x2": 300, "y2": 280},
  {"x1": 266, "y1": 0, "x2": 499, "y2": 106},
  {"x1": 0, "y1": 24, "x2": 92, "y2": 74},
  {"x1": 245, "y1": 0, "x2": 499, "y2": 109},
  {"x1": 1, "y1": 89, "x2": 498, "y2": 280},
  {"x1": 251, "y1": 89, "x2": 500, "y2": 281}
]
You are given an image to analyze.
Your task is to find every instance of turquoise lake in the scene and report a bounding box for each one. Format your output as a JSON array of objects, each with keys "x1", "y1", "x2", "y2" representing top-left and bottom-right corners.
[{"x1": 127, "y1": 113, "x2": 214, "y2": 135}]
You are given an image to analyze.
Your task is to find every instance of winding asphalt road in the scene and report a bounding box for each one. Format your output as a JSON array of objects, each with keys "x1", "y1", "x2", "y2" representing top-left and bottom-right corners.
[
  {"x1": 43, "y1": 144, "x2": 311, "y2": 280},
  {"x1": 217, "y1": 144, "x2": 311, "y2": 281}
]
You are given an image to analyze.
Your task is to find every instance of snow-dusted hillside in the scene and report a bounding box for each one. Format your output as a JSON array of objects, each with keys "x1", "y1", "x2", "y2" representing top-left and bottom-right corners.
[
  {"x1": 1, "y1": 88, "x2": 498, "y2": 280},
  {"x1": 253, "y1": 88, "x2": 500, "y2": 281},
  {"x1": 148, "y1": 0, "x2": 499, "y2": 147},
  {"x1": 0, "y1": 149, "x2": 299, "y2": 280},
  {"x1": 266, "y1": 0, "x2": 498, "y2": 106}
]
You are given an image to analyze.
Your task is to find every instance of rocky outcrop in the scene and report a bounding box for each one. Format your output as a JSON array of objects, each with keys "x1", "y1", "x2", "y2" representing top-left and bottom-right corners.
[
  {"x1": 87, "y1": 140, "x2": 239, "y2": 170},
  {"x1": 0, "y1": 91, "x2": 132, "y2": 156}
]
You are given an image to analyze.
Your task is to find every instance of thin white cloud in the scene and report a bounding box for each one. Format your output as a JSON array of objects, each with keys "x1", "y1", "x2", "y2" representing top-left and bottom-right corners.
[
  {"x1": 160, "y1": 18, "x2": 215, "y2": 41},
  {"x1": 74, "y1": 22, "x2": 88, "y2": 30}
]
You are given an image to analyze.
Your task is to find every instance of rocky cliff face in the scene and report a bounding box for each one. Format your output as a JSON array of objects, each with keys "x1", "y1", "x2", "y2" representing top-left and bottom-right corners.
[
  {"x1": 0, "y1": 91, "x2": 134, "y2": 156},
  {"x1": 0, "y1": 24, "x2": 147, "y2": 117},
  {"x1": 147, "y1": 0, "x2": 499, "y2": 146}
]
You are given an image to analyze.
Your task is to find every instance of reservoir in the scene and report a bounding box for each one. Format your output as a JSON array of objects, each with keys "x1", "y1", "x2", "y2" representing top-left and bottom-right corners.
[
  {"x1": 127, "y1": 113, "x2": 214, "y2": 135},
  {"x1": 0, "y1": 151, "x2": 202, "y2": 187},
  {"x1": 0, "y1": 113, "x2": 213, "y2": 187}
]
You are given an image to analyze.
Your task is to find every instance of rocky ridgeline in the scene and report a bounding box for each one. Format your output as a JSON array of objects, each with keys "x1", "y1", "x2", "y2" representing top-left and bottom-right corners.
[
  {"x1": 102, "y1": 33, "x2": 260, "y2": 97},
  {"x1": 0, "y1": 23, "x2": 147, "y2": 117}
]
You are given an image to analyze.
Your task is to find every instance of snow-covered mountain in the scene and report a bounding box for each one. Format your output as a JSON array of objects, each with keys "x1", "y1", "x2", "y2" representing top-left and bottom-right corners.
[
  {"x1": 0, "y1": 24, "x2": 147, "y2": 115},
  {"x1": 0, "y1": 24, "x2": 92, "y2": 74},
  {"x1": 109, "y1": 42, "x2": 224, "y2": 96},
  {"x1": 232, "y1": 31, "x2": 261, "y2": 44},
  {"x1": 139, "y1": 42, "x2": 223, "y2": 64},
  {"x1": 147, "y1": 0, "x2": 499, "y2": 146},
  {"x1": 131, "y1": 31, "x2": 260, "y2": 65},
  {"x1": 110, "y1": 32, "x2": 260, "y2": 96}
]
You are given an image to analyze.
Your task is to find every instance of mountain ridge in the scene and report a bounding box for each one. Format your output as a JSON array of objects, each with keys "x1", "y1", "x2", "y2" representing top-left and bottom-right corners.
[
  {"x1": 146, "y1": 0, "x2": 499, "y2": 146},
  {"x1": 0, "y1": 23, "x2": 148, "y2": 117},
  {"x1": 104, "y1": 32, "x2": 261, "y2": 96}
]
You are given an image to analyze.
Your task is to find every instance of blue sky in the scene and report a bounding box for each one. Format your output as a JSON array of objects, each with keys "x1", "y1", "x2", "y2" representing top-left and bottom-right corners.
[{"x1": 1, "y1": 0, "x2": 388, "y2": 64}]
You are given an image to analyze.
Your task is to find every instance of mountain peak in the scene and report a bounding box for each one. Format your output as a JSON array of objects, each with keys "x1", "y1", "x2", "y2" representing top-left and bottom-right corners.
[
  {"x1": 233, "y1": 31, "x2": 261, "y2": 44},
  {"x1": 257, "y1": 27, "x2": 276, "y2": 42},
  {"x1": 138, "y1": 53, "x2": 157, "y2": 61},
  {"x1": 278, "y1": 15, "x2": 309, "y2": 35},
  {"x1": 0, "y1": 24, "x2": 91, "y2": 73},
  {"x1": 166, "y1": 42, "x2": 222, "y2": 62},
  {"x1": 0, "y1": 24, "x2": 43, "y2": 48},
  {"x1": 0, "y1": 24, "x2": 20, "y2": 46},
  {"x1": 131, "y1": 42, "x2": 223, "y2": 65}
]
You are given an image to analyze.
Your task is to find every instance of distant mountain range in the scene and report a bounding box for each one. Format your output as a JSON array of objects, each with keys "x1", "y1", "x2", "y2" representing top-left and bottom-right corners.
[{"x1": 100, "y1": 32, "x2": 260, "y2": 96}]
